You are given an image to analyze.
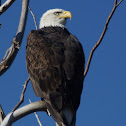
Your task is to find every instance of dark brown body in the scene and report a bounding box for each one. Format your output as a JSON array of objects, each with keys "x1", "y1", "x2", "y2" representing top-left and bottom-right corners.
[{"x1": 26, "y1": 27, "x2": 85, "y2": 126}]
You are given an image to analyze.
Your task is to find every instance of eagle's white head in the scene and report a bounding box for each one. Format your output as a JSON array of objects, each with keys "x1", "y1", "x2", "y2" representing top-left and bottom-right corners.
[{"x1": 39, "y1": 9, "x2": 72, "y2": 29}]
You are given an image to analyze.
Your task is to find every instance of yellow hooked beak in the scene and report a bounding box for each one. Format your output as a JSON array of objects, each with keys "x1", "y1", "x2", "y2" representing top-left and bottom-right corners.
[{"x1": 58, "y1": 11, "x2": 72, "y2": 20}]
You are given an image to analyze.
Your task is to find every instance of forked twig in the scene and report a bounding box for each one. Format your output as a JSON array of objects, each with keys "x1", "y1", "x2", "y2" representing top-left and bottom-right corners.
[
  {"x1": 12, "y1": 77, "x2": 30, "y2": 112},
  {"x1": 84, "y1": 0, "x2": 123, "y2": 77}
]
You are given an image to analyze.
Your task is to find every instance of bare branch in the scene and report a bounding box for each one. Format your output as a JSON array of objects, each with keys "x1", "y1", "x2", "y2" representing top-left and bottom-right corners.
[
  {"x1": 29, "y1": 99, "x2": 42, "y2": 126},
  {"x1": 0, "y1": 0, "x2": 15, "y2": 15},
  {"x1": 12, "y1": 77, "x2": 30, "y2": 112},
  {"x1": 116, "y1": 0, "x2": 123, "y2": 6},
  {"x1": 0, "y1": 0, "x2": 29, "y2": 76},
  {"x1": 84, "y1": 0, "x2": 123, "y2": 77},
  {"x1": 0, "y1": 105, "x2": 5, "y2": 123},
  {"x1": 114, "y1": 0, "x2": 117, "y2": 5},
  {"x1": 28, "y1": 6, "x2": 38, "y2": 30},
  {"x1": 1, "y1": 101, "x2": 47, "y2": 126}
]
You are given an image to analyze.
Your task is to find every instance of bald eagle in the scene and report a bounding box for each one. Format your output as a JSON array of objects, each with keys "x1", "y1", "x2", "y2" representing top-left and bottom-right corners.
[{"x1": 26, "y1": 9, "x2": 85, "y2": 126}]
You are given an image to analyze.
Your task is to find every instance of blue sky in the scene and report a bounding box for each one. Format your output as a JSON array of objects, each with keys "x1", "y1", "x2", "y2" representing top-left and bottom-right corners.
[{"x1": 0, "y1": 0, "x2": 126, "y2": 126}]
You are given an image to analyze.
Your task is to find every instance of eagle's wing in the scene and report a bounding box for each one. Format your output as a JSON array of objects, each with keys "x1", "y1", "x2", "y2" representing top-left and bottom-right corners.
[{"x1": 26, "y1": 29, "x2": 65, "y2": 97}]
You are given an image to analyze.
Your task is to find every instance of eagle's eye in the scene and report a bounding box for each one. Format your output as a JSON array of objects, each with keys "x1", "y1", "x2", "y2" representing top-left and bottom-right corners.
[{"x1": 54, "y1": 12, "x2": 61, "y2": 16}]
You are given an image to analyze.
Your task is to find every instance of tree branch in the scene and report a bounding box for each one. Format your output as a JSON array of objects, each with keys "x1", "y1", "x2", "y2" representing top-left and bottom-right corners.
[
  {"x1": 0, "y1": 0, "x2": 29, "y2": 76},
  {"x1": 0, "y1": 0, "x2": 15, "y2": 15},
  {"x1": 116, "y1": 0, "x2": 123, "y2": 6},
  {"x1": 29, "y1": 99, "x2": 43, "y2": 126},
  {"x1": 84, "y1": 0, "x2": 123, "y2": 78},
  {"x1": 0, "y1": 101, "x2": 47, "y2": 126},
  {"x1": 12, "y1": 77, "x2": 30, "y2": 112},
  {"x1": 0, "y1": 105, "x2": 5, "y2": 124}
]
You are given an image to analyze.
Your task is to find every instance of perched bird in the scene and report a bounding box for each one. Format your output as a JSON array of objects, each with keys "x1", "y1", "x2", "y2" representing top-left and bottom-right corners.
[{"x1": 26, "y1": 9, "x2": 85, "y2": 126}]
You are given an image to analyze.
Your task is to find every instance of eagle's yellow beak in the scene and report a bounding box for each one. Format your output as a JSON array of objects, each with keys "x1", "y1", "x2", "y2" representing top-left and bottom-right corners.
[{"x1": 58, "y1": 11, "x2": 72, "y2": 20}]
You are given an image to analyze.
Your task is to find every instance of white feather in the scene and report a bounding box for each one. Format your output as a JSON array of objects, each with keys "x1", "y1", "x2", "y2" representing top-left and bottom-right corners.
[{"x1": 39, "y1": 9, "x2": 67, "y2": 29}]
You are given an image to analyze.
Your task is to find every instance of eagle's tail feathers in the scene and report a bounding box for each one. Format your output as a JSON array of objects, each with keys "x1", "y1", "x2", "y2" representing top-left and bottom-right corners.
[{"x1": 46, "y1": 102, "x2": 76, "y2": 126}]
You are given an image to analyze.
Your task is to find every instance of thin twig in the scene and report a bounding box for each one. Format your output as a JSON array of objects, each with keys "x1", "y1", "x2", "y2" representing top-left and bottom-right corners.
[
  {"x1": 28, "y1": 6, "x2": 38, "y2": 30},
  {"x1": 12, "y1": 77, "x2": 30, "y2": 112},
  {"x1": 84, "y1": 0, "x2": 123, "y2": 77},
  {"x1": 116, "y1": 0, "x2": 123, "y2": 6},
  {"x1": 0, "y1": 0, "x2": 29, "y2": 76},
  {"x1": 115, "y1": 0, "x2": 117, "y2": 5},
  {"x1": 29, "y1": 99, "x2": 42, "y2": 126},
  {"x1": 0, "y1": 0, "x2": 15, "y2": 15}
]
